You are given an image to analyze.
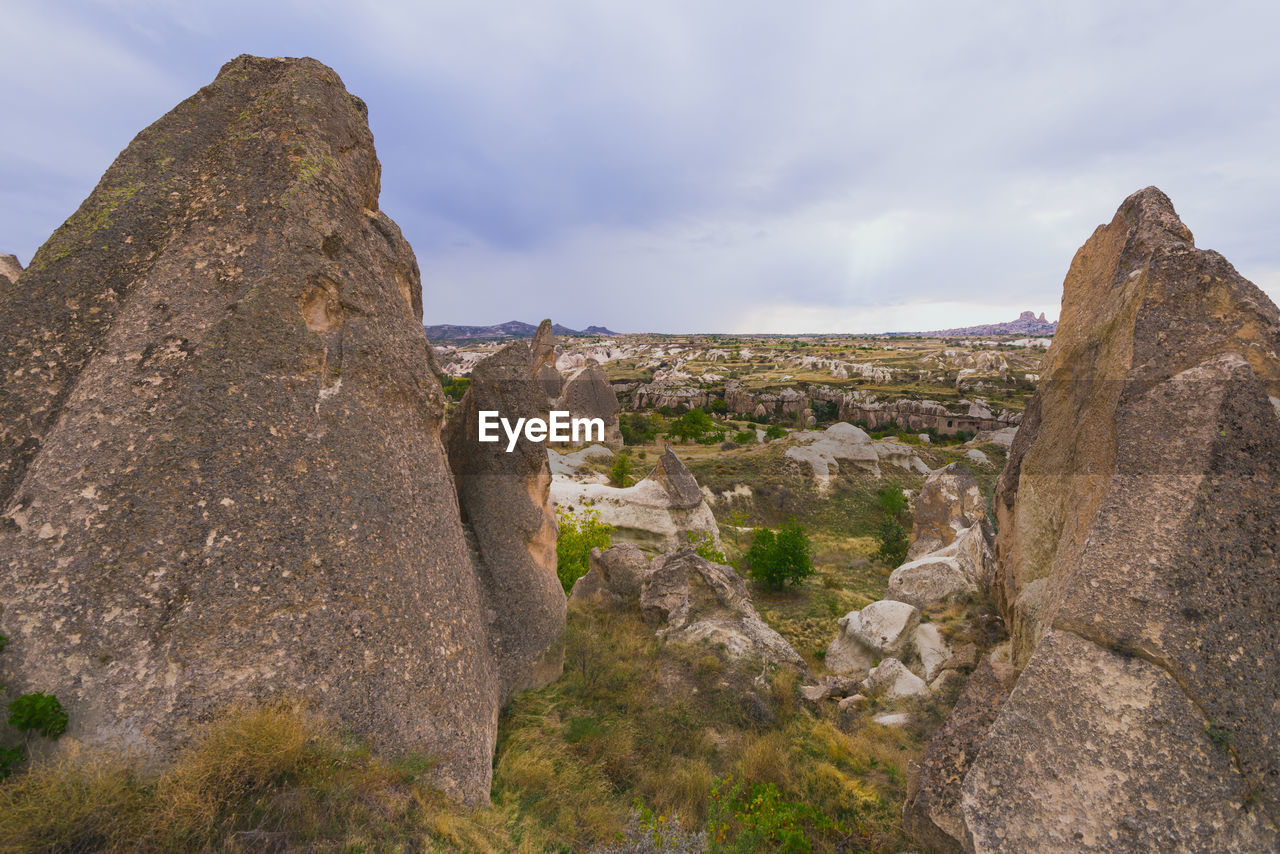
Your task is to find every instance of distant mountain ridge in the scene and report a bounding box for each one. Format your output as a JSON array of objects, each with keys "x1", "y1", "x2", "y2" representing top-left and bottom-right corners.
[
  {"x1": 887, "y1": 310, "x2": 1058, "y2": 338},
  {"x1": 424, "y1": 320, "x2": 619, "y2": 340}
]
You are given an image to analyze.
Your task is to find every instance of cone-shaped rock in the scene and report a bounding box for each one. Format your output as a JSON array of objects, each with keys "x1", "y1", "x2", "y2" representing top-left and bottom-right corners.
[
  {"x1": 0, "y1": 55, "x2": 540, "y2": 805},
  {"x1": 911, "y1": 188, "x2": 1280, "y2": 850}
]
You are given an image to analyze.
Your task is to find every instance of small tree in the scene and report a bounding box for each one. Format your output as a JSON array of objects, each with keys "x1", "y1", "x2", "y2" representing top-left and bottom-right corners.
[
  {"x1": 764, "y1": 424, "x2": 787, "y2": 441},
  {"x1": 609, "y1": 453, "x2": 633, "y2": 487},
  {"x1": 742, "y1": 519, "x2": 813, "y2": 588},
  {"x1": 873, "y1": 516, "x2": 910, "y2": 567},
  {"x1": 687, "y1": 530, "x2": 726, "y2": 564},
  {"x1": 556, "y1": 507, "x2": 613, "y2": 592}
]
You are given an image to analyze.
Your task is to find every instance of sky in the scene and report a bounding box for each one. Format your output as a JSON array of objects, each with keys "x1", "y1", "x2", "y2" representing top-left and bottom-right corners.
[{"x1": 3, "y1": 1, "x2": 1279, "y2": 333}]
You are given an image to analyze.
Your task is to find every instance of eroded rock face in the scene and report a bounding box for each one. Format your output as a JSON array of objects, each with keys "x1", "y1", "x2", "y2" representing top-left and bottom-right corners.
[
  {"x1": 0, "y1": 55, "x2": 549, "y2": 806},
  {"x1": 443, "y1": 342, "x2": 567, "y2": 702},
  {"x1": 920, "y1": 187, "x2": 1280, "y2": 849},
  {"x1": 908, "y1": 462, "x2": 986, "y2": 560},
  {"x1": 639, "y1": 549, "x2": 810, "y2": 673},
  {"x1": 555, "y1": 359, "x2": 623, "y2": 448},
  {"x1": 0, "y1": 253, "x2": 21, "y2": 283}
]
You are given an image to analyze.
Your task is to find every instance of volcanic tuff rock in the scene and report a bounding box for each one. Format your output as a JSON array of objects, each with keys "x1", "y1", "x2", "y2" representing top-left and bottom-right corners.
[
  {"x1": 443, "y1": 341, "x2": 567, "y2": 702},
  {"x1": 554, "y1": 359, "x2": 623, "y2": 448},
  {"x1": 915, "y1": 188, "x2": 1280, "y2": 850},
  {"x1": 0, "y1": 253, "x2": 21, "y2": 283},
  {"x1": 906, "y1": 462, "x2": 986, "y2": 560},
  {"x1": 0, "y1": 55, "x2": 556, "y2": 806}
]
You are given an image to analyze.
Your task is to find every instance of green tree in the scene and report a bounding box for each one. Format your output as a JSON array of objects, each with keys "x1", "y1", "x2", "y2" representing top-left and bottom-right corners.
[
  {"x1": 555, "y1": 507, "x2": 614, "y2": 592},
  {"x1": 668, "y1": 408, "x2": 715, "y2": 442},
  {"x1": 873, "y1": 516, "x2": 910, "y2": 567},
  {"x1": 764, "y1": 424, "x2": 787, "y2": 441},
  {"x1": 742, "y1": 519, "x2": 813, "y2": 588},
  {"x1": 609, "y1": 453, "x2": 633, "y2": 487}
]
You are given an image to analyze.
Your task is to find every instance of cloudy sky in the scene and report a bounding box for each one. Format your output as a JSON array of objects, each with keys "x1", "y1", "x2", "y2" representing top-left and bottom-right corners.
[{"x1": 3, "y1": 1, "x2": 1278, "y2": 333}]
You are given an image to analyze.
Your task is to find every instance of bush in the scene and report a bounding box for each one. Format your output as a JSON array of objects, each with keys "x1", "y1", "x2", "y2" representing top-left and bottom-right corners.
[
  {"x1": 687, "y1": 530, "x2": 727, "y2": 565},
  {"x1": 732, "y1": 430, "x2": 755, "y2": 445},
  {"x1": 610, "y1": 453, "x2": 634, "y2": 487},
  {"x1": 873, "y1": 516, "x2": 910, "y2": 567},
  {"x1": 8, "y1": 694, "x2": 67, "y2": 740},
  {"x1": 621, "y1": 412, "x2": 660, "y2": 445},
  {"x1": 763, "y1": 425, "x2": 787, "y2": 441},
  {"x1": 556, "y1": 507, "x2": 614, "y2": 592},
  {"x1": 876, "y1": 485, "x2": 908, "y2": 518},
  {"x1": 668, "y1": 409, "x2": 715, "y2": 443},
  {"x1": 440, "y1": 374, "x2": 470, "y2": 401},
  {"x1": 706, "y1": 776, "x2": 833, "y2": 853},
  {"x1": 741, "y1": 520, "x2": 813, "y2": 589}
]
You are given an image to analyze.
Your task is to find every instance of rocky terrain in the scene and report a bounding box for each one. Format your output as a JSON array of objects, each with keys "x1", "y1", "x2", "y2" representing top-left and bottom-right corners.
[
  {"x1": 887, "y1": 310, "x2": 1059, "y2": 338},
  {"x1": 1, "y1": 51, "x2": 1276, "y2": 854}
]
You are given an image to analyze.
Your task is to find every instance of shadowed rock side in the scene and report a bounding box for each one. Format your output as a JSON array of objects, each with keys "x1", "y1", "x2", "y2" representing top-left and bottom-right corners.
[
  {"x1": 912, "y1": 187, "x2": 1280, "y2": 850},
  {"x1": 443, "y1": 342, "x2": 567, "y2": 702},
  {"x1": 555, "y1": 359, "x2": 623, "y2": 448},
  {"x1": 0, "y1": 55, "x2": 524, "y2": 806}
]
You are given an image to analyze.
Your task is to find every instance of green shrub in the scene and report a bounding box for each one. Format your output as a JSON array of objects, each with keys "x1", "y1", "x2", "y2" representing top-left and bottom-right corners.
[
  {"x1": 8, "y1": 693, "x2": 68, "y2": 740},
  {"x1": 440, "y1": 374, "x2": 470, "y2": 401},
  {"x1": 732, "y1": 430, "x2": 755, "y2": 445},
  {"x1": 556, "y1": 507, "x2": 614, "y2": 592},
  {"x1": 609, "y1": 453, "x2": 633, "y2": 487},
  {"x1": 763, "y1": 425, "x2": 787, "y2": 441},
  {"x1": 873, "y1": 516, "x2": 909, "y2": 567},
  {"x1": 687, "y1": 530, "x2": 727, "y2": 565},
  {"x1": 742, "y1": 520, "x2": 813, "y2": 589},
  {"x1": 876, "y1": 485, "x2": 908, "y2": 518},
  {"x1": 668, "y1": 409, "x2": 715, "y2": 442},
  {"x1": 621, "y1": 412, "x2": 660, "y2": 445},
  {"x1": 706, "y1": 776, "x2": 833, "y2": 853}
]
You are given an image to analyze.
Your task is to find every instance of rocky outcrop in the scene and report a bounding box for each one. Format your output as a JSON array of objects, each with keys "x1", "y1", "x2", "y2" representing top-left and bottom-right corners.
[
  {"x1": 784, "y1": 422, "x2": 930, "y2": 488},
  {"x1": 528, "y1": 318, "x2": 563, "y2": 400},
  {"x1": 443, "y1": 342, "x2": 567, "y2": 702},
  {"x1": 0, "y1": 55, "x2": 552, "y2": 806},
  {"x1": 907, "y1": 463, "x2": 986, "y2": 560},
  {"x1": 903, "y1": 659, "x2": 1017, "y2": 853},
  {"x1": 0, "y1": 253, "x2": 21, "y2": 283},
  {"x1": 912, "y1": 188, "x2": 1280, "y2": 850},
  {"x1": 573, "y1": 546, "x2": 808, "y2": 673},
  {"x1": 555, "y1": 359, "x2": 623, "y2": 448},
  {"x1": 551, "y1": 446, "x2": 720, "y2": 552}
]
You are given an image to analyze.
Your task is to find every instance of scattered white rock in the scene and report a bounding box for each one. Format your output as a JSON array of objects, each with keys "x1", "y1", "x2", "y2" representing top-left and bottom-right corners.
[
  {"x1": 862, "y1": 658, "x2": 930, "y2": 699},
  {"x1": 872, "y1": 712, "x2": 912, "y2": 728},
  {"x1": 914, "y1": 623, "x2": 951, "y2": 682},
  {"x1": 964, "y1": 448, "x2": 990, "y2": 466}
]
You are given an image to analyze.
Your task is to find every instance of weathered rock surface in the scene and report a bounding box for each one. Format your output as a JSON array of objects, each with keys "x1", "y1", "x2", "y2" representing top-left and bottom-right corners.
[
  {"x1": 0, "y1": 253, "x2": 21, "y2": 283},
  {"x1": 908, "y1": 462, "x2": 986, "y2": 560},
  {"x1": 888, "y1": 523, "x2": 994, "y2": 608},
  {"x1": 785, "y1": 421, "x2": 929, "y2": 489},
  {"x1": 825, "y1": 600, "x2": 920, "y2": 678},
  {"x1": 641, "y1": 550, "x2": 810, "y2": 673},
  {"x1": 443, "y1": 342, "x2": 567, "y2": 702},
  {"x1": 554, "y1": 359, "x2": 623, "y2": 448},
  {"x1": 575, "y1": 545, "x2": 808, "y2": 673},
  {"x1": 551, "y1": 446, "x2": 720, "y2": 552},
  {"x1": 916, "y1": 187, "x2": 1280, "y2": 849},
  {"x1": 0, "y1": 55, "x2": 551, "y2": 806},
  {"x1": 902, "y1": 659, "x2": 1017, "y2": 854},
  {"x1": 861, "y1": 658, "x2": 929, "y2": 699}
]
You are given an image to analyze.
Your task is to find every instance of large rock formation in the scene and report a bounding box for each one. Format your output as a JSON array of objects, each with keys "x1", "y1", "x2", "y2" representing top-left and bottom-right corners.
[
  {"x1": 910, "y1": 188, "x2": 1280, "y2": 850},
  {"x1": 554, "y1": 359, "x2": 623, "y2": 448},
  {"x1": 571, "y1": 545, "x2": 809, "y2": 673},
  {"x1": 443, "y1": 342, "x2": 567, "y2": 702},
  {"x1": 550, "y1": 446, "x2": 720, "y2": 552},
  {"x1": 0, "y1": 55, "x2": 558, "y2": 806}
]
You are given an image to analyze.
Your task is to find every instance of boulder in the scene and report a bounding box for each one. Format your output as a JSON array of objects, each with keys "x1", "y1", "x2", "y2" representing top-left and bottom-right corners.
[
  {"x1": 936, "y1": 188, "x2": 1280, "y2": 848},
  {"x1": 861, "y1": 659, "x2": 929, "y2": 699},
  {"x1": 825, "y1": 600, "x2": 920, "y2": 678},
  {"x1": 569, "y1": 543, "x2": 652, "y2": 605},
  {"x1": 907, "y1": 462, "x2": 986, "y2": 560},
  {"x1": 444, "y1": 342, "x2": 567, "y2": 701},
  {"x1": 888, "y1": 523, "x2": 994, "y2": 608},
  {"x1": 0, "y1": 55, "x2": 550, "y2": 806},
  {"x1": 639, "y1": 549, "x2": 809, "y2": 674},
  {"x1": 913, "y1": 623, "x2": 951, "y2": 682}
]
